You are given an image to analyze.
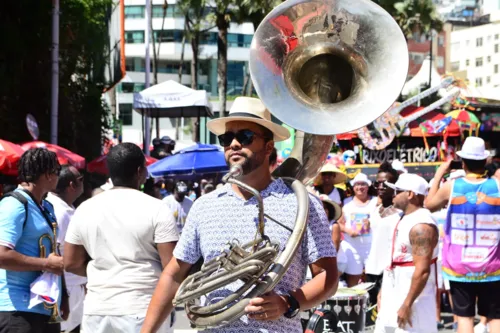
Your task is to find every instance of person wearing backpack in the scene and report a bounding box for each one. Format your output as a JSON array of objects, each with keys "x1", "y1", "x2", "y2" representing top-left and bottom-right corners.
[{"x1": 0, "y1": 148, "x2": 68, "y2": 333}]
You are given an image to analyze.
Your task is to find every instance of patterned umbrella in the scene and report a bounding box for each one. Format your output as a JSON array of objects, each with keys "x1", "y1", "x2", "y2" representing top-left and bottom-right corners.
[
  {"x1": 21, "y1": 141, "x2": 86, "y2": 169},
  {"x1": 0, "y1": 139, "x2": 25, "y2": 175},
  {"x1": 446, "y1": 110, "x2": 481, "y2": 124}
]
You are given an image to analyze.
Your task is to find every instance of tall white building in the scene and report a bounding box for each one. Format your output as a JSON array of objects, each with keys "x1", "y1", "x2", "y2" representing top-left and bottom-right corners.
[
  {"x1": 447, "y1": 14, "x2": 500, "y2": 96},
  {"x1": 115, "y1": 0, "x2": 254, "y2": 144}
]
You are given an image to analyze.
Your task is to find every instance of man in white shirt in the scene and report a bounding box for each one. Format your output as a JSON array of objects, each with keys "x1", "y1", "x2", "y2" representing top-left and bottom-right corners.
[
  {"x1": 162, "y1": 181, "x2": 193, "y2": 233},
  {"x1": 47, "y1": 165, "x2": 85, "y2": 332},
  {"x1": 63, "y1": 143, "x2": 179, "y2": 333},
  {"x1": 376, "y1": 174, "x2": 439, "y2": 333}
]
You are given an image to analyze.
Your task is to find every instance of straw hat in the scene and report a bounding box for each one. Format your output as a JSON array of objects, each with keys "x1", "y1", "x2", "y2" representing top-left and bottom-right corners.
[
  {"x1": 318, "y1": 194, "x2": 342, "y2": 222},
  {"x1": 315, "y1": 163, "x2": 348, "y2": 186},
  {"x1": 207, "y1": 97, "x2": 291, "y2": 142}
]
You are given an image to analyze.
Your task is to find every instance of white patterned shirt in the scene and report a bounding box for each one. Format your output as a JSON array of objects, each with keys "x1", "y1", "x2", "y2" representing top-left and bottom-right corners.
[{"x1": 174, "y1": 178, "x2": 336, "y2": 333}]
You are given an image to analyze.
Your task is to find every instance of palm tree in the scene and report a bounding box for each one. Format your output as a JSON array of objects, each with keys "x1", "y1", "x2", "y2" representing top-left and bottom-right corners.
[
  {"x1": 209, "y1": 0, "x2": 232, "y2": 117},
  {"x1": 374, "y1": 0, "x2": 442, "y2": 38},
  {"x1": 238, "y1": 0, "x2": 282, "y2": 95}
]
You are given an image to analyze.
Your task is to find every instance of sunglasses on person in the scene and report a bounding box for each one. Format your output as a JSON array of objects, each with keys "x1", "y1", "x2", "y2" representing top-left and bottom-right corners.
[
  {"x1": 374, "y1": 181, "x2": 388, "y2": 188},
  {"x1": 217, "y1": 129, "x2": 269, "y2": 147}
]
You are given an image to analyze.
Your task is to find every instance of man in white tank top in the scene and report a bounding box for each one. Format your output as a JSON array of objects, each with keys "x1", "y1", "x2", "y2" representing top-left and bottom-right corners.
[{"x1": 376, "y1": 173, "x2": 439, "y2": 333}]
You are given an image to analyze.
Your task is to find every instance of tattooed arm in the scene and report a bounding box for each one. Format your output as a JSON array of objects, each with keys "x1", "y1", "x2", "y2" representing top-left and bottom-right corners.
[{"x1": 397, "y1": 223, "x2": 438, "y2": 328}]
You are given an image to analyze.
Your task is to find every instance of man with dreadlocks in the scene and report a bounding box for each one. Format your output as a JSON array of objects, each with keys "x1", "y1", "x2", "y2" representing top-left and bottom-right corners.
[{"x1": 0, "y1": 148, "x2": 68, "y2": 333}]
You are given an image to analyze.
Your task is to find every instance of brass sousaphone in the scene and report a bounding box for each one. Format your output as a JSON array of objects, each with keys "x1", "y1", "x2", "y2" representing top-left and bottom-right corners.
[{"x1": 173, "y1": 0, "x2": 408, "y2": 329}]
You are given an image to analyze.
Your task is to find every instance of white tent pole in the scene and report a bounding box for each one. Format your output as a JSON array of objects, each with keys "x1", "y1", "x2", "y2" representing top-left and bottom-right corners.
[{"x1": 144, "y1": 0, "x2": 152, "y2": 156}]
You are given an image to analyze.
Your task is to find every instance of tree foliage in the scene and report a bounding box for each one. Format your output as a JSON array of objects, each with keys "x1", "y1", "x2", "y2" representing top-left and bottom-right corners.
[
  {"x1": 374, "y1": 0, "x2": 442, "y2": 38},
  {"x1": 0, "y1": 0, "x2": 113, "y2": 161}
]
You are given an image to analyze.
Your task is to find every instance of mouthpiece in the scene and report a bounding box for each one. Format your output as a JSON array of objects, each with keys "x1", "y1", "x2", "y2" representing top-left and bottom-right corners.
[{"x1": 229, "y1": 164, "x2": 243, "y2": 178}]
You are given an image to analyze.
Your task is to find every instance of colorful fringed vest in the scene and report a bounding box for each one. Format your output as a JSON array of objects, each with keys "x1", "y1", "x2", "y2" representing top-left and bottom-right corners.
[{"x1": 442, "y1": 177, "x2": 500, "y2": 282}]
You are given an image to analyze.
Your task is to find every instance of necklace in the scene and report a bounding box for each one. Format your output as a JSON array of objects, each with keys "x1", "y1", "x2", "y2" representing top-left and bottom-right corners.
[{"x1": 466, "y1": 171, "x2": 488, "y2": 179}]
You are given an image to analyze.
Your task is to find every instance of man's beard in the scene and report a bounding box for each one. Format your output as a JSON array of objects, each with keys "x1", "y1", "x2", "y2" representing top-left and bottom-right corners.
[{"x1": 226, "y1": 151, "x2": 266, "y2": 176}]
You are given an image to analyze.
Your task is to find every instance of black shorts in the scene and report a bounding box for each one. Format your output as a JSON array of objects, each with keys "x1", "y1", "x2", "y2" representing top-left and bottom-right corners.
[
  {"x1": 449, "y1": 280, "x2": 500, "y2": 318},
  {"x1": 0, "y1": 311, "x2": 60, "y2": 333}
]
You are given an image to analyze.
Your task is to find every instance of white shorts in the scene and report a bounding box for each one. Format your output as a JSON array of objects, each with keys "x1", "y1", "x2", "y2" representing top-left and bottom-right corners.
[
  {"x1": 61, "y1": 284, "x2": 85, "y2": 332},
  {"x1": 81, "y1": 312, "x2": 175, "y2": 333},
  {"x1": 341, "y1": 241, "x2": 364, "y2": 275},
  {"x1": 436, "y1": 260, "x2": 450, "y2": 290}
]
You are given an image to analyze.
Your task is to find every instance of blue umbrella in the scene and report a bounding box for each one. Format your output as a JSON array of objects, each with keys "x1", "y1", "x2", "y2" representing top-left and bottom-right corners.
[{"x1": 148, "y1": 143, "x2": 229, "y2": 177}]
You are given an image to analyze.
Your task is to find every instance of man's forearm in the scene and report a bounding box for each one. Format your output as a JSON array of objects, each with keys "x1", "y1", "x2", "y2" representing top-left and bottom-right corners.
[
  {"x1": 0, "y1": 249, "x2": 47, "y2": 272},
  {"x1": 403, "y1": 266, "x2": 431, "y2": 308},
  {"x1": 65, "y1": 261, "x2": 88, "y2": 277},
  {"x1": 141, "y1": 271, "x2": 181, "y2": 333},
  {"x1": 293, "y1": 268, "x2": 338, "y2": 311}
]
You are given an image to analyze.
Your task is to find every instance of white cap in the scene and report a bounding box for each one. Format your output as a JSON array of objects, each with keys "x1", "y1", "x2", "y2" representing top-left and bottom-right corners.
[
  {"x1": 350, "y1": 173, "x2": 372, "y2": 186},
  {"x1": 456, "y1": 137, "x2": 490, "y2": 160},
  {"x1": 385, "y1": 173, "x2": 429, "y2": 196},
  {"x1": 391, "y1": 160, "x2": 408, "y2": 173}
]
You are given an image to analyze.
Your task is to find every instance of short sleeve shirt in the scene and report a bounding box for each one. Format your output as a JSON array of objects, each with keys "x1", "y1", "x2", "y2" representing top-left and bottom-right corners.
[
  {"x1": 65, "y1": 188, "x2": 179, "y2": 316},
  {"x1": 174, "y1": 179, "x2": 336, "y2": 333},
  {"x1": 0, "y1": 189, "x2": 59, "y2": 315}
]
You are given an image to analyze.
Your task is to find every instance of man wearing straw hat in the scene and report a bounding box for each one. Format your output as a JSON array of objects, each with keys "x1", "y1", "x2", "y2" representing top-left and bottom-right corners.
[
  {"x1": 425, "y1": 137, "x2": 500, "y2": 333},
  {"x1": 314, "y1": 164, "x2": 347, "y2": 205},
  {"x1": 141, "y1": 97, "x2": 338, "y2": 333}
]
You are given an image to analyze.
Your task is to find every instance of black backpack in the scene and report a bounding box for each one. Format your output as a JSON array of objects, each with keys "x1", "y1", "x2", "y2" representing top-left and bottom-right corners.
[{"x1": 0, "y1": 191, "x2": 29, "y2": 229}]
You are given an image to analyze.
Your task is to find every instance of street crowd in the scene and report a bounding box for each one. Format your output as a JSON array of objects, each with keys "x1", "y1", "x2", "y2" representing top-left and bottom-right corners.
[{"x1": 0, "y1": 97, "x2": 498, "y2": 333}]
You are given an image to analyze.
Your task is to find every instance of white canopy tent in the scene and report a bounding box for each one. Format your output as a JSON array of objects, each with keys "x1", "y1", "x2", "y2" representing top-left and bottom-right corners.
[
  {"x1": 401, "y1": 56, "x2": 443, "y2": 96},
  {"x1": 133, "y1": 80, "x2": 213, "y2": 118},
  {"x1": 133, "y1": 80, "x2": 213, "y2": 150}
]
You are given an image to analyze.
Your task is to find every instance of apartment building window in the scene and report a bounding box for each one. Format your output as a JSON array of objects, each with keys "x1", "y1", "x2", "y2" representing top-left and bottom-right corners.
[
  {"x1": 438, "y1": 36, "x2": 444, "y2": 46},
  {"x1": 476, "y1": 57, "x2": 483, "y2": 67},
  {"x1": 152, "y1": 5, "x2": 183, "y2": 18},
  {"x1": 154, "y1": 30, "x2": 184, "y2": 43},
  {"x1": 495, "y1": 44, "x2": 499, "y2": 53},
  {"x1": 487, "y1": 56, "x2": 491, "y2": 63},
  {"x1": 476, "y1": 37, "x2": 483, "y2": 47},
  {"x1": 495, "y1": 64, "x2": 499, "y2": 73},
  {"x1": 475, "y1": 78, "x2": 482, "y2": 87},
  {"x1": 124, "y1": 6, "x2": 145, "y2": 19},
  {"x1": 466, "y1": 59, "x2": 470, "y2": 66},
  {"x1": 227, "y1": 34, "x2": 253, "y2": 48},
  {"x1": 125, "y1": 31, "x2": 145, "y2": 44},
  {"x1": 437, "y1": 56, "x2": 444, "y2": 68},
  {"x1": 496, "y1": 34, "x2": 499, "y2": 40},
  {"x1": 451, "y1": 61, "x2": 460, "y2": 71},
  {"x1": 487, "y1": 76, "x2": 491, "y2": 84},
  {"x1": 119, "y1": 104, "x2": 133, "y2": 126}
]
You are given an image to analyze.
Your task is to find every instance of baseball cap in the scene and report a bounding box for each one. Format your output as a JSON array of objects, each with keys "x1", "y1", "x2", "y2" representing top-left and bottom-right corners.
[
  {"x1": 160, "y1": 136, "x2": 173, "y2": 144},
  {"x1": 385, "y1": 173, "x2": 429, "y2": 196},
  {"x1": 350, "y1": 173, "x2": 372, "y2": 186},
  {"x1": 176, "y1": 181, "x2": 188, "y2": 194},
  {"x1": 391, "y1": 160, "x2": 408, "y2": 173}
]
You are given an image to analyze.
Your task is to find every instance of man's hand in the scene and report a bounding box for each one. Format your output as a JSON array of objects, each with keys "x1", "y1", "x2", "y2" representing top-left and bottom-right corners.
[
  {"x1": 397, "y1": 303, "x2": 413, "y2": 329},
  {"x1": 347, "y1": 229, "x2": 359, "y2": 237},
  {"x1": 60, "y1": 294, "x2": 70, "y2": 320},
  {"x1": 436, "y1": 160, "x2": 452, "y2": 179},
  {"x1": 45, "y1": 253, "x2": 64, "y2": 275},
  {"x1": 245, "y1": 291, "x2": 289, "y2": 321}
]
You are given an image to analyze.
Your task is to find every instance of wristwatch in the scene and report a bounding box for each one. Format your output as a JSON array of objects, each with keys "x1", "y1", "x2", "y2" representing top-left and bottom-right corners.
[{"x1": 283, "y1": 294, "x2": 301, "y2": 318}]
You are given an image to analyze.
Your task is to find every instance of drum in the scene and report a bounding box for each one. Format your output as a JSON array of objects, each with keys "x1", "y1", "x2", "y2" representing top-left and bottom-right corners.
[
  {"x1": 306, "y1": 288, "x2": 368, "y2": 333},
  {"x1": 305, "y1": 309, "x2": 337, "y2": 333}
]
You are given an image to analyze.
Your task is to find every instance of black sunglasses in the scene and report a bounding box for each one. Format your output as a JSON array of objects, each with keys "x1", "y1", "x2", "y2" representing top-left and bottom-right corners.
[{"x1": 218, "y1": 129, "x2": 268, "y2": 147}]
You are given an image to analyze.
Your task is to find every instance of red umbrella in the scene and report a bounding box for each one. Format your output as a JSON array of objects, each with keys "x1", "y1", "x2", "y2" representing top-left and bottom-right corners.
[
  {"x1": 87, "y1": 154, "x2": 157, "y2": 175},
  {"x1": 21, "y1": 141, "x2": 85, "y2": 169},
  {"x1": 0, "y1": 139, "x2": 25, "y2": 175}
]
